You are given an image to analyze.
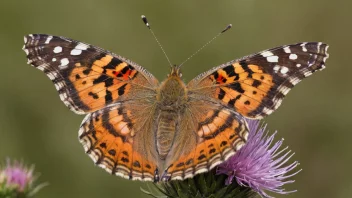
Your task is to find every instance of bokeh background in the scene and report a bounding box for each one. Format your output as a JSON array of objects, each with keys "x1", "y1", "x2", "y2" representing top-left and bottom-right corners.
[{"x1": 0, "y1": 0, "x2": 350, "y2": 197}]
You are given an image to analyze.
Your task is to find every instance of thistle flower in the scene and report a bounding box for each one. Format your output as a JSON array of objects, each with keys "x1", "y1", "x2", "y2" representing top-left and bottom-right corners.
[
  {"x1": 0, "y1": 159, "x2": 46, "y2": 198},
  {"x1": 217, "y1": 119, "x2": 300, "y2": 197},
  {"x1": 143, "y1": 119, "x2": 299, "y2": 198}
]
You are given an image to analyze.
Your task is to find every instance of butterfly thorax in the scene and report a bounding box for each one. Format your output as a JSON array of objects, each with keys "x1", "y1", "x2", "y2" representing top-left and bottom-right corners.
[{"x1": 156, "y1": 71, "x2": 187, "y2": 160}]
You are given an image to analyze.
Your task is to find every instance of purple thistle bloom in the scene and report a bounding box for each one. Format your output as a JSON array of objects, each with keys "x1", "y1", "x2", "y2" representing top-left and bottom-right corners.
[
  {"x1": 0, "y1": 159, "x2": 47, "y2": 198},
  {"x1": 0, "y1": 159, "x2": 34, "y2": 192},
  {"x1": 217, "y1": 119, "x2": 300, "y2": 198}
]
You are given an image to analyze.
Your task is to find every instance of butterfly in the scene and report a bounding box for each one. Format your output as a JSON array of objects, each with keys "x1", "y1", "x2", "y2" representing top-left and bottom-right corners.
[{"x1": 23, "y1": 34, "x2": 329, "y2": 182}]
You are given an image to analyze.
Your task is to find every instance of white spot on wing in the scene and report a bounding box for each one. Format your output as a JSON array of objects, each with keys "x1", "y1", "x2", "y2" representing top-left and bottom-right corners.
[
  {"x1": 75, "y1": 43, "x2": 89, "y2": 50},
  {"x1": 45, "y1": 36, "x2": 53, "y2": 44},
  {"x1": 273, "y1": 65, "x2": 280, "y2": 72},
  {"x1": 88, "y1": 151, "x2": 99, "y2": 163},
  {"x1": 115, "y1": 172, "x2": 124, "y2": 178},
  {"x1": 296, "y1": 63, "x2": 301, "y2": 67},
  {"x1": 80, "y1": 138, "x2": 90, "y2": 152},
  {"x1": 317, "y1": 42, "x2": 322, "y2": 51},
  {"x1": 23, "y1": 49, "x2": 29, "y2": 55},
  {"x1": 308, "y1": 54, "x2": 317, "y2": 67},
  {"x1": 70, "y1": 49, "x2": 82, "y2": 55},
  {"x1": 273, "y1": 97, "x2": 283, "y2": 109},
  {"x1": 78, "y1": 127, "x2": 85, "y2": 138},
  {"x1": 283, "y1": 46, "x2": 291, "y2": 53},
  {"x1": 47, "y1": 71, "x2": 57, "y2": 80},
  {"x1": 263, "y1": 107, "x2": 274, "y2": 115},
  {"x1": 143, "y1": 177, "x2": 153, "y2": 182},
  {"x1": 289, "y1": 54, "x2": 298, "y2": 60},
  {"x1": 59, "y1": 58, "x2": 69, "y2": 69},
  {"x1": 267, "y1": 56, "x2": 279, "y2": 63},
  {"x1": 195, "y1": 168, "x2": 208, "y2": 175},
  {"x1": 304, "y1": 71, "x2": 312, "y2": 77},
  {"x1": 323, "y1": 45, "x2": 329, "y2": 63},
  {"x1": 209, "y1": 160, "x2": 222, "y2": 170},
  {"x1": 184, "y1": 172, "x2": 195, "y2": 179},
  {"x1": 280, "y1": 86, "x2": 290, "y2": 95},
  {"x1": 37, "y1": 65, "x2": 45, "y2": 71},
  {"x1": 235, "y1": 142, "x2": 245, "y2": 151},
  {"x1": 243, "y1": 131, "x2": 249, "y2": 141},
  {"x1": 98, "y1": 163, "x2": 110, "y2": 173},
  {"x1": 52, "y1": 58, "x2": 57, "y2": 62},
  {"x1": 173, "y1": 175, "x2": 183, "y2": 180},
  {"x1": 54, "y1": 82, "x2": 64, "y2": 90},
  {"x1": 53, "y1": 46, "x2": 62, "y2": 53},
  {"x1": 301, "y1": 42, "x2": 308, "y2": 52},
  {"x1": 280, "y1": 66, "x2": 289, "y2": 74},
  {"x1": 290, "y1": 77, "x2": 300, "y2": 85},
  {"x1": 59, "y1": 94, "x2": 66, "y2": 101},
  {"x1": 261, "y1": 51, "x2": 274, "y2": 57}
]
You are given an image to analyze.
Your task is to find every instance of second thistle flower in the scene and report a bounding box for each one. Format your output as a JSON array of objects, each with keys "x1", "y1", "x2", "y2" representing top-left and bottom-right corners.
[
  {"x1": 0, "y1": 159, "x2": 46, "y2": 198},
  {"x1": 217, "y1": 119, "x2": 300, "y2": 198}
]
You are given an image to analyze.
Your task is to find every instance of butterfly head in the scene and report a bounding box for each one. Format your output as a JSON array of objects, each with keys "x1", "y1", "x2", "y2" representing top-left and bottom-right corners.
[{"x1": 169, "y1": 65, "x2": 182, "y2": 77}]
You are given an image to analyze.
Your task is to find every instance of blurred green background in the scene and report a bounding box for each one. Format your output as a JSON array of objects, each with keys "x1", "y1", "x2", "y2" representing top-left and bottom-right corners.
[{"x1": 0, "y1": 0, "x2": 350, "y2": 197}]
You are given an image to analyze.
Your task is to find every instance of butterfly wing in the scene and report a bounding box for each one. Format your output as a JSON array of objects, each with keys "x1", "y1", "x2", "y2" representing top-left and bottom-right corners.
[
  {"x1": 162, "y1": 100, "x2": 248, "y2": 180},
  {"x1": 23, "y1": 34, "x2": 159, "y2": 114},
  {"x1": 23, "y1": 34, "x2": 160, "y2": 181},
  {"x1": 188, "y1": 42, "x2": 329, "y2": 119},
  {"x1": 79, "y1": 101, "x2": 160, "y2": 181},
  {"x1": 163, "y1": 42, "x2": 329, "y2": 180}
]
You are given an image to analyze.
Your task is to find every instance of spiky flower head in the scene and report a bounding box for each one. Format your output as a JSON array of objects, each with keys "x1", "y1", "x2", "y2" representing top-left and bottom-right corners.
[
  {"x1": 217, "y1": 119, "x2": 300, "y2": 197},
  {"x1": 0, "y1": 159, "x2": 46, "y2": 198},
  {"x1": 143, "y1": 119, "x2": 300, "y2": 198}
]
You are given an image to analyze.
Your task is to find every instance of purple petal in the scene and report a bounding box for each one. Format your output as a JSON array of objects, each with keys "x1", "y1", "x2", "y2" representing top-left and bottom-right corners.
[
  {"x1": 217, "y1": 119, "x2": 300, "y2": 197},
  {"x1": 1, "y1": 159, "x2": 34, "y2": 192}
]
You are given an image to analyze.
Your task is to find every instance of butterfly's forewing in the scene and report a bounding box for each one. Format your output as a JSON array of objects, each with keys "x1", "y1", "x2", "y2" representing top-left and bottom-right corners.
[
  {"x1": 162, "y1": 100, "x2": 248, "y2": 180},
  {"x1": 23, "y1": 34, "x2": 160, "y2": 181},
  {"x1": 23, "y1": 34, "x2": 159, "y2": 114},
  {"x1": 188, "y1": 42, "x2": 329, "y2": 119}
]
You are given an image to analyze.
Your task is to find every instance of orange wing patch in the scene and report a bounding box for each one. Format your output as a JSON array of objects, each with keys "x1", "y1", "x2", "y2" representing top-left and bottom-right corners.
[
  {"x1": 68, "y1": 56, "x2": 137, "y2": 112},
  {"x1": 207, "y1": 62, "x2": 274, "y2": 117},
  {"x1": 79, "y1": 104, "x2": 158, "y2": 181},
  {"x1": 164, "y1": 127, "x2": 245, "y2": 180},
  {"x1": 162, "y1": 108, "x2": 248, "y2": 181}
]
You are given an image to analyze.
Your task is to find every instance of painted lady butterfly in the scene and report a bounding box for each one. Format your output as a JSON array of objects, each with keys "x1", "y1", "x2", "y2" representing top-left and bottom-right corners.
[{"x1": 23, "y1": 33, "x2": 328, "y2": 182}]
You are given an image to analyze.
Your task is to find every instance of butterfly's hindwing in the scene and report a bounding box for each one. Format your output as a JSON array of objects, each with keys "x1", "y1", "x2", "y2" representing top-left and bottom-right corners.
[
  {"x1": 162, "y1": 101, "x2": 248, "y2": 181},
  {"x1": 23, "y1": 34, "x2": 158, "y2": 114},
  {"x1": 79, "y1": 102, "x2": 159, "y2": 181},
  {"x1": 188, "y1": 42, "x2": 329, "y2": 119}
]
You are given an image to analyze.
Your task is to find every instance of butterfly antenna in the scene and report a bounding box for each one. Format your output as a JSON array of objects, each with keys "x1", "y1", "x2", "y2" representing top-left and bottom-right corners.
[
  {"x1": 141, "y1": 15, "x2": 173, "y2": 67},
  {"x1": 178, "y1": 24, "x2": 232, "y2": 68}
]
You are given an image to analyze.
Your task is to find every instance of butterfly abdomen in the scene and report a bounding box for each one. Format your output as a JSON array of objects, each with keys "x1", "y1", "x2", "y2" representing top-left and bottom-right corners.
[{"x1": 156, "y1": 111, "x2": 177, "y2": 159}]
